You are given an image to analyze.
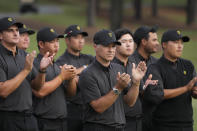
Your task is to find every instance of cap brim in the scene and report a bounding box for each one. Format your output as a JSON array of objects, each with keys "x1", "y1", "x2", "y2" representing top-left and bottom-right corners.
[
  {"x1": 64, "y1": 31, "x2": 88, "y2": 37},
  {"x1": 182, "y1": 36, "x2": 190, "y2": 42},
  {"x1": 80, "y1": 32, "x2": 88, "y2": 37},
  {"x1": 57, "y1": 34, "x2": 64, "y2": 38},
  {"x1": 114, "y1": 41, "x2": 121, "y2": 45},
  {"x1": 72, "y1": 31, "x2": 88, "y2": 37},
  {"x1": 27, "y1": 30, "x2": 35, "y2": 35},
  {"x1": 102, "y1": 41, "x2": 121, "y2": 46}
]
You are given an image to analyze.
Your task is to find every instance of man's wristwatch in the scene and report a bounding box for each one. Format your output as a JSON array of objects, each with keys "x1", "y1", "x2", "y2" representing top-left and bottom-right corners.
[
  {"x1": 83, "y1": 65, "x2": 87, "y2": 69},
  {"x1": 112, "y1": 87, "x2": 121, "y2": 95}
]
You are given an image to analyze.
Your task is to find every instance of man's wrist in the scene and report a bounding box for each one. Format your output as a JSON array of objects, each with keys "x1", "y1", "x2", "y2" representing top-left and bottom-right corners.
[
  {"x1": 23, "y1": 69, "x2": 31, "y2": 74},
  {"x1": 58, "y1": 74, "x2": 64, "y2": 82},
  {"x1": 39, "y1": 69, "x2": 46, "y2": 73},
  {"x1": 132, "y1": 79, "x2": 140, "y2": 87},
  {"x1": 112, "y1": 87, "x2": 121, "y2": 95}
]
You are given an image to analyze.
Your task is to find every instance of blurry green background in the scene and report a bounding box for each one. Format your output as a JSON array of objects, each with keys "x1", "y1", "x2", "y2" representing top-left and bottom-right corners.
[{"x1": 0, "y1": 0, "x2": 197, "y2": 129}]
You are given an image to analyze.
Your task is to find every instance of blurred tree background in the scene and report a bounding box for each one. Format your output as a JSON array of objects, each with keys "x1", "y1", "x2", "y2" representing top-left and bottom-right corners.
[{"x1": 0, "y1": 0, "x2": 197, "y2": 129}]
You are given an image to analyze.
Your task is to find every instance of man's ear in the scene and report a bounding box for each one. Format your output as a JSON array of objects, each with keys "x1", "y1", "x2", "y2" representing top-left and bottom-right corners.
[
  {"x1": 93, "y1": 44, "x2": 97, "y2": 49},
  {"x1": 162, "y1": 42, "x2": 167, "y2": 49},
  {"x1": 38, "y1": 41, "x2": 45, "y2": 49},
  {"x1": 141, "y1": 38, "x2": 147, "y2": 46},
  {"x1": 65, "y1": 37, "x2": 70, "y2": 45},
  {"x1": 0, "y1": 32, "x2": 2, "y2": 40}
]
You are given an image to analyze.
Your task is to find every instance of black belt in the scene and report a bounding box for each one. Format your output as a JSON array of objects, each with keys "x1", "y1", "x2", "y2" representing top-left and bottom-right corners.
[
  {"x1": 36, "y1": 115, "x2": 67, "y2": 122},
  {"x1": 0, "y1": 110, "x2": 33, "y2": 117},
  {"x1": 66, "y1": 101, "x2": 82, "y2": 105},
  {"x1": 85, "y1": 122, "x2": 125, "y2": 130},
  {"x1": 126, "y1": 115, "x2": 143, "y2": 120}
]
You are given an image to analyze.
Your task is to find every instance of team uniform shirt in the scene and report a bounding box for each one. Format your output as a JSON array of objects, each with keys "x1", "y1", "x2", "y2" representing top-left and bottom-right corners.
[
  {"x1": 33, "y1": 54, "x2": 67, "y2": 119},
  {"x1": 56, "y1": 50, "x2": 94, "y2": 104},
  {"x1": 129, "y1": 50, "x2": 157, "y2": 115},
  {"x1": 78, "y1": 60, "x2": 126, "y2": 127},
  {"x1": 0, "y1": 43, "x2": 37, "y2": 112},
  {"x1": 129, "y1": 50, "x2": 157, "y2": 91},
  {"x1": 143, "y1": 55, "x2": 196, "y2": 127},
  {"x1": 112, "y1": 57, "x2": 142, "y2": 118}
]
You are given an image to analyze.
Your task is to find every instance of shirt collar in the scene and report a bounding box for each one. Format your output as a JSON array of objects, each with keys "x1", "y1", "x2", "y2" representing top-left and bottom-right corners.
[
  {"x1": 134, "y1": 50, "x2": 147, "y2": 61},
  {"x1": 94, "y1": 59, "x2": 111, "y2": 72},
  {"x1": 64, "y1": 50, "x2": 81, "y2": 59},
  {"x1": 161, "y1": 55, "x2": 178, "y2": 66},
  {"x1": 0, "y1": 43, "x2": 18, "y2": 56},
  {"x1": 113, "y1": 57, "x2": 129, "y2": 67},
  {"x1": 37, "y1": 53, "x2": 43, "y2": 61}
]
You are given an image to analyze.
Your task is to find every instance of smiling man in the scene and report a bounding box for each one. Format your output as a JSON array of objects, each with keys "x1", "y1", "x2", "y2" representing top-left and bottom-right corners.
[{"x1": 17, "y1": 24, "x2": 35, "y2": 50}]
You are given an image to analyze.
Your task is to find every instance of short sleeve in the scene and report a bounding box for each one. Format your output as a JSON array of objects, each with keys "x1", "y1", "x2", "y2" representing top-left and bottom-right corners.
[
  {"x1": 0, "y1": 67, "x2": 7, "y2": 82},
  {"x1": 143, "y1": 64, "x2": 164, "y2": 105},
  {"x1": 78, "y1": 71, "x2": 101, "y2": 104}
]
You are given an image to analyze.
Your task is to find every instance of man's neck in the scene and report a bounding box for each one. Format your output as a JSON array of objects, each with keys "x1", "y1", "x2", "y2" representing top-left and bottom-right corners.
[
  {"x1": 2, "y1": 42, "x2": 16, "y2": 56},
  {"x1": 164, "y1": 53, "x2": 178, "y2": 63},
  {"x1": 115, "y1": 53, "x2": 128, "y2": 67},
  {"x1": 138, "y1": 47, "x2": 150, "y2": 60},
  {"x1": 96, "y1": 56, "x2": 110, "y2": 67},
  {"x1": 67, "y1": 48, "x2": 80, "y2": 56}
]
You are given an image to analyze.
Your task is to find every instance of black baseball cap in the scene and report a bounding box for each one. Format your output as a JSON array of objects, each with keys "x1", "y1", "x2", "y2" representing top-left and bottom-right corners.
[
  {"x1": 19, "y1": 24, "x2": 35, "y2": 35},
  {"x1": 37, "y1": 27, "x2": 64, "y2": 42},
  {"x1": 93, "y1": 29, "x2": 121, "y2": 46},
  {"x1": 0, "y1": 17, "x2": 23, "y2": 31},
  {"x1": 134, "y1": 25, "x2": 158, "y2": 46},
  {"x1": 64, "y1": 25, "x2": 88, "y2": 37},
  {"x1": 161, "y1": 29, "x2": 190, "y2": 43}
]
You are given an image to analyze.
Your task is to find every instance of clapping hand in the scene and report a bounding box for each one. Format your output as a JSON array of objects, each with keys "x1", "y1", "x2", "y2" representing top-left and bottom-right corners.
[{"x1": 40, "y1": 52, "x2": 54, "y2": 71}]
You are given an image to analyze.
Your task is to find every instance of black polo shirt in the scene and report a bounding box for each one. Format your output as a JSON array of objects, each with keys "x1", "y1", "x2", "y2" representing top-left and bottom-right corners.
[
  {"x1": 0, "y1": 43, "x2": 37, "y2": 112},
  {"x1": 112, "y1": 57, "x2": 142, "y2": 118},
  {"x1": 56, "y1": 50, "x2": 94, "y2": 104},
  {"x1": 143, "y1": 55, "x2": 195, "y2": 127},
  {"x1": 33, "y1": 54, "x2": 67, "y2": 119},
  {"x1": 78, "y1": 60, "x2": 126, "y2": 127},
  {"x1": 129, "y1": 50, "x2": 157, "y2": 91}
]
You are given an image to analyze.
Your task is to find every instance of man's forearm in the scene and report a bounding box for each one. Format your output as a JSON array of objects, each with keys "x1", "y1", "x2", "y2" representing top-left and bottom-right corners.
[
  {"x1": 90, "y1": 89, "x2": 119, "y2": 113},
  {"x1": 31, "y1": 73, "x2": 46, "y2": 91},
  {"x1": 66, "y1": 78, "x2": 77, "y2": 97},
  {"x1": 0, "y1": 69, "x2": 30, "y2": 98},
  {"x1": 124, "y1": 82, "x2": 140, "y2": 107},
  {"x1": 164, "y1": 86, "x2": 188, "y2": 99},
  {"x1": 32, "y1": 74, "x2": 63, "y2": 98}
]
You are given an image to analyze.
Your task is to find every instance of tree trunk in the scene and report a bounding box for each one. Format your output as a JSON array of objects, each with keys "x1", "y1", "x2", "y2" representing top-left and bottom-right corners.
[
  {"x1": 110, "y1": 0, "x2": 123, "y2": 31},
  {"x1": 96, "y1": 0, "x2": 100, "y2": 16},
  {"x1": 134, "y1": 0, "x2": 142, "y2": 20},
  {"x1": 186, "y1": 0, "x2": 196, "y2": 25},
  {"x1": 152, "y1": 0, "x2": 157, "y2": 17},
  {"x1": 87, "y1": 0, "x2": 96, "y2": 27}
]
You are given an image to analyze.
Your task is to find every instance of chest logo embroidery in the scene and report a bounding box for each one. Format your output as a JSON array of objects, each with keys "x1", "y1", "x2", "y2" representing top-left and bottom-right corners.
[{"x1": 183, "y1": 70, "x2": 187, "y2": 75}]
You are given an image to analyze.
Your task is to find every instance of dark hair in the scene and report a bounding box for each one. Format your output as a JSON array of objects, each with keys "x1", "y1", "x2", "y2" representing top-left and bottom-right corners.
[
  {"x1": 134, "y1": 26, "x2": 158, "y2": 47},
  {"x1": 144, "y1": 28, "x2": 157, "y2": 41},
  {"x1": 114, "y1": 28, "x2": 133, "y2": 40}
]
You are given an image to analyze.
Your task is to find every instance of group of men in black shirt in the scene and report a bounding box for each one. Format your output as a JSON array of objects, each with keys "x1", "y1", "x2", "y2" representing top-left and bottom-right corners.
[{"x1": 0, "y1": 16, "x2": 197, "y2": 131}]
